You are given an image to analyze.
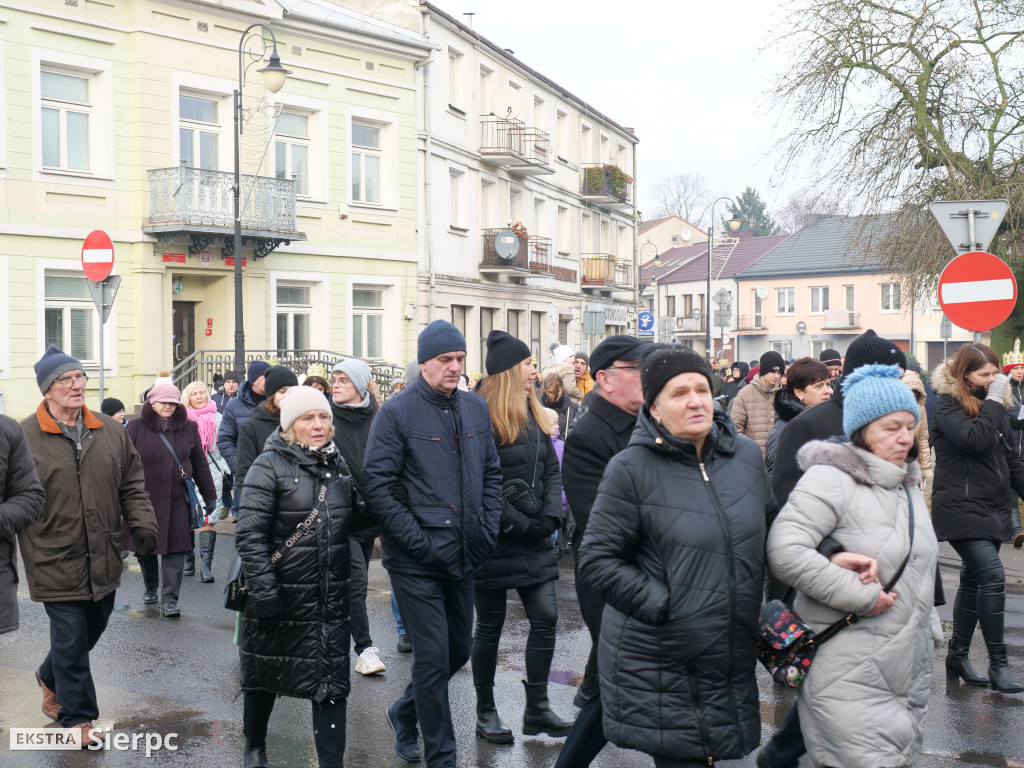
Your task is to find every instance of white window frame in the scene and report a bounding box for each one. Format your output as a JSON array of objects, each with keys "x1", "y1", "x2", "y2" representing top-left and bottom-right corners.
[
  {"x1": 580, "y1": 121, "x2": 592, "y2": 165},
  {"x1": 880, "y1": 282, "x2": 901, "y2": 312},
  {"x1": 346, "y1": 275, "x2": 400, "y2": 362},
  {"x1": 479, "y1": 64, "x2": 494, "y2": 115},
  {"x1": 449, "y1": 165, "x2": 466, "y2": 231},
  {"x1": 557, "y1": 205, "x2": 570, "y2": 254},
  {"x1": 270, "y1": 272, "x2": 329, "y2": 351},
  {"x1": 480, "y1": 176, "x2": 497, "y2": 226},
  {"x1": 777, "y1": 287, "x2": 795, "y2": 315},
  {"x1": 533, "y1": 95, "x2": 546, "y2": 132},
  {"x1": 171, "y1": 72, "x2": 233, "y2": 172},
  {"x1": 32, "y1": 48, "x2": 114, "y2": 184},
  {"x1": 448, "y1": 46, "x2": 465, "y2": 113},
  {"x1": 533, "y1": 195, "x2": 546, "y2": 236},
  {"x1": 347, "y1": 107, "x2": 398, "y2": 212},
  {"x1": 178, "y1": 90, "x2": 222, "y2": 171},
  {"x1": 844, "y1": 284, "x2": 855, "y2": 311},
  {"x1": 274, "y1": 110, "x2": 311, "y2": 198},
  {"x1": 269, "y1": 93, "x2": 328, "y2": 203},
  {"x1": 555, "y1": 109, "x2": 568, "y2": 160},
  {"x1": 274, "y1": 281, "x2": 315, "y2": 352},
  {"x1": 809, "y1": 286, "x2": 830, "y2": 314},
  {"x1": 36, "y1": 260, "x2": 116, "y2": 375}
]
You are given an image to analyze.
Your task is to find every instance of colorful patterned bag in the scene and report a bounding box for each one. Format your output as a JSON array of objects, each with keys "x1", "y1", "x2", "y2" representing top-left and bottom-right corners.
[{"x1": 756, "y1": 600, "x2": 856, "y2": 688}]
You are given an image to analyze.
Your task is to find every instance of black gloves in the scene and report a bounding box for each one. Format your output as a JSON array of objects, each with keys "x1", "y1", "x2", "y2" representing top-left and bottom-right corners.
[
  {"x1": 132, "y1": 528, "x2": 157, "y2": 556},
  {"x1": 526, "y1": 516, "x2": 558, "y2": 540}
]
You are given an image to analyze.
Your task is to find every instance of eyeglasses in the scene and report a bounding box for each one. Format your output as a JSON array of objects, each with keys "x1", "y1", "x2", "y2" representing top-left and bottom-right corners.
[
  {"x1": 54, "y1": 373, "x2": 88, "y2": 389},
  {"x1": 608, "y1": 363, "x2": 642, "y2": 374},
  {"x1": 331, "y1": 377, "x2": 352, "y2": 388}
]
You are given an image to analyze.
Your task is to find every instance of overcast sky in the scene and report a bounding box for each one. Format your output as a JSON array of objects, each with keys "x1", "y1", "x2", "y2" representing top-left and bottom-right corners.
[{"x1": 456, "y1": 0, "x2": 803, "y2": 219}]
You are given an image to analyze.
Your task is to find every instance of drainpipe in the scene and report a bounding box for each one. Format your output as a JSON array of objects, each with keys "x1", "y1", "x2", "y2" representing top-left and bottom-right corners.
[
  {"x1": 632, "y1": 138, "x2": 639, "y2": 337},
  {"x1": 419, "y1": 9, "x2": 436, "y2": 323}
]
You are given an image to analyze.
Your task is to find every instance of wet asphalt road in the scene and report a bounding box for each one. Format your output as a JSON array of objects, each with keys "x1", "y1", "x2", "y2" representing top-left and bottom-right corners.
[{"x1": 3, "y1": 531, "x2": 1024, "y2": 767}]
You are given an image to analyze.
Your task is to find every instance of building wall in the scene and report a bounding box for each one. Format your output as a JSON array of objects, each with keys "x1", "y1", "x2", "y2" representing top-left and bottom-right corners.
[{"x1": 640, "y1": 216, "x2": 708, "y2": 258}]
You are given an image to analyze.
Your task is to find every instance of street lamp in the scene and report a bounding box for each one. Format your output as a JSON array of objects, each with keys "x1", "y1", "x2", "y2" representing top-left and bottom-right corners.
[
  {"x1": 638, "y1": 239, "x2": 661, "y2": 339},
  {"x1": 706, "y1": 198, "x2": 742, "y2": 360},
  {"x1": 233, "y1": 24, "x2": 290, "y2": 373}
]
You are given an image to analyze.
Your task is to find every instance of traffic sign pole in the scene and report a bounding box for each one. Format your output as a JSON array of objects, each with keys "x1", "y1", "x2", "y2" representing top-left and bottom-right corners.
[{"x1": 81, "y1": 230, "x2": 117, "y2": 405}]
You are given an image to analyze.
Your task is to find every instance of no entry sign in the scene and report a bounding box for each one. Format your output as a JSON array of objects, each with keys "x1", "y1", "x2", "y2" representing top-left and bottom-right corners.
[
  {"x1": 81, "y1": 230, "x2": 115, "y2": 282},
  {"x1": 938, "y1": 251, "x2": 1017, "y2": 332}
]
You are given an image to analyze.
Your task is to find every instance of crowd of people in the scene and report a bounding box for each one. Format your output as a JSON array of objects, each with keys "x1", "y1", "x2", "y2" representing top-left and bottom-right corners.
[{"x1": 2, "y1": 323, "x2": 1024, "y2": 768}]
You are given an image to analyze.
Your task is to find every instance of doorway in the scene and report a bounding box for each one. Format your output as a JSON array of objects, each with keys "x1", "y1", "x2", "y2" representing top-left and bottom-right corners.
[{"x1": 173, "y1": 301, "x2": 196, "y2": 367}]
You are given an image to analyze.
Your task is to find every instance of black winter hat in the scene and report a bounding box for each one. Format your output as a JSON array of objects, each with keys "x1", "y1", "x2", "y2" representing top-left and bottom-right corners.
[
  {"x1": 101, "y1": 397, "x2": 125, "y2": 417},
  {"x1": 485, "y1": 330, "x2": 532, "y2": 376},
  {"x1": 641, "y1": 346, "x2": 714, "y2": 408},
  {"x1": 842, "y1": 330, "x2": 905, "y2": 376},
  {"x1": 819, "y1": 349, "x2": 842, "y2": 366},
  {"x1": 759, "y1": 350, "x2": 786, "y2": 374},
  {"x1": 263, "y1": 365, "x2": 299, "y2": 399},
  {"x1": 589, "y1": 335, "x2": 646, "y2": 374},
  {"x1": 223, "y1": 370, "x2": 241, "y2": 383}
]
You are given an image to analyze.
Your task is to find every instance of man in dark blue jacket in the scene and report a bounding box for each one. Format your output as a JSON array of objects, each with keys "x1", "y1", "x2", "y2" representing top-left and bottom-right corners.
[
  {"x1": 216, "y1": 360, "x2": 269, "y2": 521},
  {"x1": 363, "y1": 320, "x2": 502, "y2": 768}
]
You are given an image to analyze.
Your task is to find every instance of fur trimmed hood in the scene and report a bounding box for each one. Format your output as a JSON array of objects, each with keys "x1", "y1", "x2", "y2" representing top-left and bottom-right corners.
[
  {"x1": 797, "y1": 437, "x2": 920, "y2": 489},
  {"x1": 932, "y1": 360, "x2": 1016, "y2": 408},
  {"x1": 139, "y1": 400, "x2": 189, "y2": 432}
]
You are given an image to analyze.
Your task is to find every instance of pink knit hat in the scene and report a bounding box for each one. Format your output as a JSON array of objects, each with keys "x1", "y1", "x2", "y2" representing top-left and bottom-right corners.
[{"x1": 148, "y1": 381, "x2": 181, "y2": 404}]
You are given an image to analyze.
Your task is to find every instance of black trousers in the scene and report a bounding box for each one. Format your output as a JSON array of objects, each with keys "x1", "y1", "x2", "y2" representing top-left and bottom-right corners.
[
  {"x1": 950, "y1": 538, "x2": 1007, "y2": 650},
  {"x1": 472, "y1": 579, "x2": 558, "y2": 687},
  {"x1": 759, "y1": 702, "x2": 804, "y2": 768},
  {"x1": 554, "y1": 677, "x2": 606, "y2": 768},
  {"x1": 243, "y1": 690, "x2": 347, "y2": 768},
  {"x1": 389, "y1": 570, "x2": 474, "y2": 768},
  {"x1": 39, "y1": 593, "x2": 116, "y2": 727},
  {"x1": 137, "y1": 552, "x2": 186, "y2": 606},
  {"x1": 349, "y1": 538, "x2": 375, "y2": 654},
  {"x1": 573, "y1": 541, "x2": 605, "y2": 689}
]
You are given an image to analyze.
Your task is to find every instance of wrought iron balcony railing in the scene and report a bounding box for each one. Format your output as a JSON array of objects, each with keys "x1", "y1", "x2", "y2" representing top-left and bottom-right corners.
[
  {"x1": 580, "y1": 164, "x2": 633, "y2": 207},
  {"x1": 822, "y1": 311, "x2": 861, "y2": 330},
  {"x1": 580, "y1": 253, "x2": 633, "y2": 289},
  {"x1": 480, "y1": 116, "x2": 553, "y2": 174}
]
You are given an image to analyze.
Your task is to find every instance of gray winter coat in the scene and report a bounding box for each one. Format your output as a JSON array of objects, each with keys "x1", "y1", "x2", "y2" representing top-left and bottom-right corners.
[{"x1": 767, "y1": 440, "x2": 940, "y2": 768}]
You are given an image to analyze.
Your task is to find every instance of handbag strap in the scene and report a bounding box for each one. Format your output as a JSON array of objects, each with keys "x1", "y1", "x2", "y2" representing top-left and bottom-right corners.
[
  {"x1": 529, "y1": 419, "x2": 541, "y2": 490},
  {"x1": 157, "y1": 430, "x2": 191, "y2": 481},
  {"x1": 269, "y1": 476, "x2": 329, "y2": 565}
]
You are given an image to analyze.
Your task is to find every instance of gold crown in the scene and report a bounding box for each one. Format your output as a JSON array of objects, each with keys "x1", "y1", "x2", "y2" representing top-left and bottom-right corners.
[{"x1": 1004, "y1": 339, "x2": 1024, "y2": 368}]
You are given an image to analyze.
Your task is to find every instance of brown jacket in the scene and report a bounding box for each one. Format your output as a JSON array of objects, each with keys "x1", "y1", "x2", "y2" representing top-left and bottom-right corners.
[
  {"x1": 729, "y1": 376, "x2": 779, "y2": 456},
  {"x1": 19, "y1": 403, "x2": 156, "y2": 602}
]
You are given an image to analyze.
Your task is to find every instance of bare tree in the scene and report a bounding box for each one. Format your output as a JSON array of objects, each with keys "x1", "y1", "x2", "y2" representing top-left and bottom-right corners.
[
  {"x1": 648, "y1": 172, "x2": 715, "y2": 229},
  {"x1": 770, "y1": 0, "x2": 1024, "y2": 346},
  {"x1": 774, "y1": 189, "x2": 843, "y2": 234}
]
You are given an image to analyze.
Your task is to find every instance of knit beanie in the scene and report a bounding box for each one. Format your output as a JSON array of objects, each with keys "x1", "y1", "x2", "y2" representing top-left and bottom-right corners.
[
  {"x1": 263, "y1": 366, "x2": 299, "y2": 400},
  {"x1": 279, "y1": 386, "x2": 332, "y2": 433},
  {"x1": 842, "y1": 330, "x2": 905, "y2": 376},
  {"x1": 841, "y1": 364, "x2": 919, "y2": 438},
  {"x1": 552, "y1": 345, "x2": 575, "y2": 365},
  {"x1": 147, "y1": 381, "x2": 181, "y2": 404},
  {"x1": 485, "y1": 330, "x2": 532, "y2": 375},
  {"x1": 746, "y1": 365, "x2": 760, "y2": 384},
  {"x1": 819, "y1": 348, "x2": 842, "y2": 367},
  {"x1": 641, "y1": 346, "x2": 714, "y2": 408},
  {"x1": 760, "y1": 350, "x2": 786, "y2": 374},
  {"x1": 247, "y1": 359, "x2": 271, "y2": 383},
  {"x1": 417, "y1": 320, "x2": 466, "y2": 363},
  {"x1": 223, "y1": 370, "x2": 241, "y2": 383},
  {"x1": 101, "y1": 397, "x2": 125, "y2": 417},
  {"x1": 35, "y1": 345, "x2": 84, "y2": 394},
  {"x1": 331, "y1": 358, "x2": 372, "y2": 397},
  {"x1": 404, "y1": 359, "x2": 420, "y2": 386}
]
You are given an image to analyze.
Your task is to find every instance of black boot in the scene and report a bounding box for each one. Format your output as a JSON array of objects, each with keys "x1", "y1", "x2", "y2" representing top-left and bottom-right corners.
[
  {"x1": 199, "y1": 530, "x2": 216, "y2": 583},
  {"x1": 522, "y1": 680, "x2": 572, "y2": 737},
  {"x1": 243, "y1": 691, "x2": 274, "y2": 767},
  {"x1": 945, "y1": 587, "x2": 989, "y2": 685},
  {"x1": 475, "y1": 686, "x2": 513, "y2": 744},
  {"x1": 183, "y1": 546, "x2": 196, "y2": 577},
  {"x1": 243, "y1": 741, "x2": 269, "y2": 768},
  {"x1": 987, "y1": 643, "x2": 1024, "y2": 693},
  {"x1": 974, "y1": 580, "x2": 1023, "y2": 692}
]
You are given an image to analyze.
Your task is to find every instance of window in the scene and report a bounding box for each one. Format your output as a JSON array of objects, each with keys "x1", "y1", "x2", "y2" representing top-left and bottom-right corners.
[
  {"x1": 777, "y1": 287, "x2": 794, "y2": 314},
  {"x1": 351, "y1": 121, "x2": 382, "y2": 205},
  {"x1": 352, "y1": 286, "x2": 384, "y2": 359},
  {"x1": 771, "y1": 340, "x2": 793, "y2": 358},
  {"x1": 275, "y1": 111, "x2": 310, "y2": 196},
  {"x1": 581, "y1": 212, "x2": 593, "y2": 252},
  {"x1": 451, "y1": 305, "x2": 468, "y2": 339},
  {"x1": 510, "y1": 188, "x2": 522, "y2": 224},
  {"x1": 844, "y1": 284, "x2": 855, "y2": 311},
  {"x1": 533, "y1": 198, "x2": 545, "y2": 235},
  {"x1": 580, "y1": 123, "x2": 591, "y2": 164},
  {"x1": 480, "y1": 179, "x2": 495, "y2": 224},
  {"x1": 618, "y1": 144, "x2": 627, "y2": 168},
  {"x1": 533, "y1": 96, "x2": 545, "y2": 132},
  {"x1": 480, "y1": 307, "x2": 496, "y2": 367},
  {"x1": 178, "y1": 93, "x2": 219, "y2": 170},
  {"x1": 557, "y1": 205, "x2": 569, "y2": 253},
  {"x1": 41, "y1": 69, "x2": 91, "y2": 172},
  {"x1": 507, "y1": 309, "x2": 523, "y2": 340},
  {"x1": 881, "y1": 283, "x2": 901, "y2": 311},
  {"x1": 753, "y1": 292, "x2": 764, "y2": 327},
  {"x1": 810, "y1": 286, "x2": 830, "y2": 313},
  {"x1": 45, "y1": 272, "x2": 95, "y2": 362},
  {"x1": 682, "y1": 294, "x2": 693, "y2": 317},
  {"x1": 555, "y1": 110, "x2": 568, "y2": 158},
  {"x1": 275, "y1": 282, "x2": 312, "y2": 351},
  {"x1": 666, "y1": 295, "x2": 676, "y2": 317},
  {"x1": 558, "y1": 317, "x2": 571, "y2": 346},
  {"x1": 449, "y1": 170, "x2": 464, "y2": 229},
  {"x1": 600, "y1": 133, "x2": 610, "y2": 163},
  {"x1": 448, "y1": 48, "x2": 464, "y2": 111},
  {"x1": 811, "y1": 340, "x2": 827, "y2": 358},
  {"x1": 530, "y1": 311, "x2": 543, "y2": 359},
  {"x1": 479, "y1": 65, "x2": 494, "y2": 114}
]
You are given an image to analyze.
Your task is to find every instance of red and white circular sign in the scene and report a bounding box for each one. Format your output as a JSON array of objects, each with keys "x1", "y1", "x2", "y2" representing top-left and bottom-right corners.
[
  {"x1": 938, "y1": 251, "x2": 1017, "y2": 332},
  {"x1": 81, "y1": 230, "x2": 115, "y2": 282}
]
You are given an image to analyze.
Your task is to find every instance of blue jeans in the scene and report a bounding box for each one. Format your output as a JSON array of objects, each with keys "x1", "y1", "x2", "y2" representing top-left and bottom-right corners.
[
  {"x1": 391, "y1": 591, "x2": 404, "y2": 635},
  {"x1": 389, "y1": 571, "x2": 474, "y2": 768}
]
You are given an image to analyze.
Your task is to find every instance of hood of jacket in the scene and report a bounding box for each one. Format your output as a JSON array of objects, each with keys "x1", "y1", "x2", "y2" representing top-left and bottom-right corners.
[
  {"x1": 773, "y1": 389, "x2": 807, "y2": 423},
  {"x1": 330, "y1": 398, "x2": 374, "y2": 426},
  {"x1": 733, "y1": 361, "x2": 749, "y2": 382},
  {"x1": 932, "y1": 360, "x2": 1016, "y2": 408},
  {"x1": 629, "y1": 405, "x2": 740, "y2": 464},
  {"x1": 238, "y1": 381, "x2": 265, "y2": 408},
  {"x1": 249, "y1": 404, "x2": 281, "y2": 428},
  {"x1": 902, "y1": 370, "x2": 926, "y2": 404},
  {"x1": 797, "y1": 438, "x2": 920, "y2": 489},
  {"x1": 139, "y1": 401, "x2": 189, "y2": 432}
]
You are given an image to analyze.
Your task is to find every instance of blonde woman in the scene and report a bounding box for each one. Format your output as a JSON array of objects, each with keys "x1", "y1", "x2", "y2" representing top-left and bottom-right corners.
[
  {"x1": 471, "y1": 331, "x2": 570, "y2": 744},
  {"x1": 181, "y1": 381, "x2": 230, "y2": 582}
]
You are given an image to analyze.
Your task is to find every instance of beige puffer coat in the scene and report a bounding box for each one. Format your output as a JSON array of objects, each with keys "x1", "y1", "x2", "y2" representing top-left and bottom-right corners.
[
  {"x1": 729, "y1": 376, "x2": 779, "y2": 456},
  {"x1": 767, "y1": 440, "x2": 940, "y2": 768},
  {"x1": 540, "y1": 362, "x2": 581, "y2": 403}
]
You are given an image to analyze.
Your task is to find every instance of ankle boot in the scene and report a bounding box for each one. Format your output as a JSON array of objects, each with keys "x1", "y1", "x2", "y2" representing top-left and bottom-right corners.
[
  {"x1": 183, "y1": 548, "x2": 196, "y2": 576},
  {"x1": 522, "y1": 680, "x2": 572, "y2": 737},
  {"x1": 243, "y1": 740, "x2": 269, "y2": 768},
  {"x1": 475, "y1": 686, "x2": 513, "y2": 744},
  {"x1": 199, "y1": 530, "x2": 216, "y2": 583},
  {"x1": 987, "y1": 643, "x2": 1024, "y2": 693}
]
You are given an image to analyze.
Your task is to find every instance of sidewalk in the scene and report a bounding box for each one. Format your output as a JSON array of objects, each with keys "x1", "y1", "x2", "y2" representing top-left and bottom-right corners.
[{"x1": 938, "y1": 540, "x2": 1024, "y2": 593}]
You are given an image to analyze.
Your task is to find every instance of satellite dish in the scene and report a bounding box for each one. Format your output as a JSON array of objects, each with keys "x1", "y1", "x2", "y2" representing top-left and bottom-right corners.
[
  {"x1": 490, "y1": 84, "x2": 521, "y2": 119},
  {"x1": 691, "y1": 308, "x2": 702, "y2": 321},
  {"x1": 494, "y1": 229, "x2": 520, "y2": 262},
  {"x1": 755, "y1": 285, "x2": 769, "y2": 300},
  {"x1": 679, "y1": 228, "x2": 692, "y2": 242}
]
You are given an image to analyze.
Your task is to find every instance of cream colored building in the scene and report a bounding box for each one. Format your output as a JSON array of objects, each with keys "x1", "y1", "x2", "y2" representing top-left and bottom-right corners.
[
  {"x1": 0, "y1": 0, "x2": 432, "y2": 417},
  {"x1": 639, "y1": 215, "x2": 707, "y2": 258}
]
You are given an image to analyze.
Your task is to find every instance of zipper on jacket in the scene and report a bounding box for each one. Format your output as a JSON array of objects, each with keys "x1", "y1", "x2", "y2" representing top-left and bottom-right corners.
[
  {"x1": 686, "y1": 662, "x2": 713, "y2": 764},
  {"x1": 698, "y1": 460, "x2": 743, "y2": 741},
  {"x1": 964, "y1": 458, "x2": 970, "y2": 496},
  {"x1": 66, "y1": 432, "x2": 94, "y2": 600}
]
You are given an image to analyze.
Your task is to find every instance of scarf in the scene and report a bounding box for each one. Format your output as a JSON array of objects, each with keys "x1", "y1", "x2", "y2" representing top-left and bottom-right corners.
[{"x1": 187, "y1": 399, "x2": 219, "y2": 452}]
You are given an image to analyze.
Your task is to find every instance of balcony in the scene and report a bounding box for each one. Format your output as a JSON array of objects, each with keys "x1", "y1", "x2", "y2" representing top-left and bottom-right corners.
[
  {"x1": 668, "y1": 315, "x2": 705, "y2": 334},
  {"x1": 822, "y1": 310, "x2": 861, "y2": 331},
  {"x1": 527, "y1": 236, "x2": 554, "y2": 276},
  {"x1": 580, "y1": 164, "x2": 633, "y2": 209},
  {"x1": 143, "y1": 166, "x2": 306, "y2": 258},
  {"x1": 735, "y1": 315, "x2": 767, "y2": 333},
  {"x1": 480, "y1": 116, "x2": 554, "y2": 175},
  {"x1": 581, "y1": 253, "x2": 633, "y2": 292}
]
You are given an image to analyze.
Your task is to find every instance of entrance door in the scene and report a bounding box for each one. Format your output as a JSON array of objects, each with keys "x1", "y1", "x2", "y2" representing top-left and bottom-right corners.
[{"x1": 172, "y1": 301, "x2": 196, "y2": 368}]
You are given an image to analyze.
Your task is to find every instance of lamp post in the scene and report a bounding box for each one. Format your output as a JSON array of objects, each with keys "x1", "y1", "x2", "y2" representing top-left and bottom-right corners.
[
  {"x1": 233, "y1": 24, "x2": 289, "y2": 373},
  {"x1": 639, "y1": 240, "x2": 660, "y2": 340},
  {"x1": 705, "y1": 197, "x2": 743, "y2": 361}
]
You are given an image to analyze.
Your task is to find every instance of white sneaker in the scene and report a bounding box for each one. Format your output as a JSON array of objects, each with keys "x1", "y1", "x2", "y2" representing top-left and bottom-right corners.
[{"x1": 356, "y1": 646, "x2": 386, "y2": 675}]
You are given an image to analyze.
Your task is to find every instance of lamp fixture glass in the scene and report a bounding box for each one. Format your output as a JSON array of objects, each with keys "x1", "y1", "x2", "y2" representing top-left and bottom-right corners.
[
  {"x1": 650, "y1": 277, "x2": 658, "y2": 288},
  {"x1": 259, "y1": 50, "x2": 290, "y2": 94},
  {"x1": 727, "y1": 216, "x2": 743, "y2": 232}
]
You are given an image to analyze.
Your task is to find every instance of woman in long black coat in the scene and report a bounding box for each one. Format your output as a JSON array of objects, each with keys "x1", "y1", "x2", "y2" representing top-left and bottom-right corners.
[
  {"x1": 237, "y1": 386, "x2": 358, "y2": 768},
  {"x1": 471, "y1": 331, "x2": 570, "y2": 744},
  {"x1": 123, "y1": 382, "x2": 215, "y2": 617}
]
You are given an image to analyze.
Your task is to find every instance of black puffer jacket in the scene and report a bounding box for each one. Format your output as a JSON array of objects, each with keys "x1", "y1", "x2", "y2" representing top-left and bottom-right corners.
[
  {"x1": 331, "y1": 399, "x2": 379, "y2": 543},
  {"x1": 237, "y1": 433, "x2": 353, "y2": 703},
  {"x1": 541, "y1": 390, "x2": 578, "y2": 439},
  {"x1": 765, "y1": 389, "x2": 808, "y2": 478},
  {"x1": 235, "y1": 405, "x2": 280, "y2": 495},
  {"x1": 474, "y1": 413, "x2": 562, "y2": 591},
  {"x1": 578, "y1": 409, "x2": 769, "y2": 762},
  {"x1": 771, "y1": 385, "x2": 845, "y2": 506},
  {"x1": 931, "y1": 363, "x2": 1024, "y2": 542}
]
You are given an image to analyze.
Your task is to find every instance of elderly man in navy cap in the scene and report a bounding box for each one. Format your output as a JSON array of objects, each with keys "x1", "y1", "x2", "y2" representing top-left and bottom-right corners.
[{"x1": 363, "y1": 320, "x2": 503, "y2": 768}]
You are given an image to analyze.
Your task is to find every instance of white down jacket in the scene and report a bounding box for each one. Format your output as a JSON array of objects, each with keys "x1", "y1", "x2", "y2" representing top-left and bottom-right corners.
[{"x1": 766, "y1": 439, "x2": 940, "y2": 768}]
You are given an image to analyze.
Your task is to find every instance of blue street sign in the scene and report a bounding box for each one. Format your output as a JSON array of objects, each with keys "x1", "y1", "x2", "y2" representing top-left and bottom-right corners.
[{"x1": 638, "y1": 310, "x2": 655, "y2": 338}]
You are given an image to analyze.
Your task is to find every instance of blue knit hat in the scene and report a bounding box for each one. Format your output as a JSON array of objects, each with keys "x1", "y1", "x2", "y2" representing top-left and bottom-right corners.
[
  {"x1": 417, "y1": 320, "x2": 466, "y2": 363},
  {"x1": 247, "y1": 359, "x2": 271, "y2": 383},
  {"x1": 35, "y1": 344, "x2": 84, "y2": 394},
  {"x1": 841, "y1": 364, "x2": 919, "y2": 438}
]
